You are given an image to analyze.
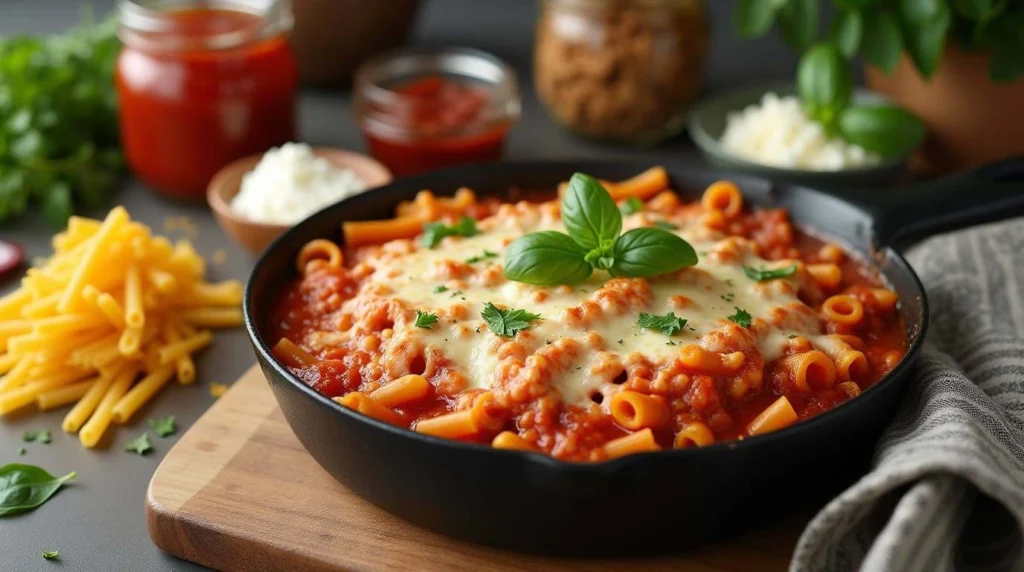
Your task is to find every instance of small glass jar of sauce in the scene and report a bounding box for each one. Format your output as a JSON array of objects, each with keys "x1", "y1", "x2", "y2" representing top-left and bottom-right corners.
[
  {"x1": 354, "y1": 47, "x2": 521, "y2": 177},
  {"x1": 116, "y1": 0, "x2": 298, "y2": 199}
]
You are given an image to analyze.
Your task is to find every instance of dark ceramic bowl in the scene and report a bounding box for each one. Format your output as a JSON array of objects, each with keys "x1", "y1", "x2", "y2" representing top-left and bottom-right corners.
[{"x1": 244, "y1": 158, "x2": 1024, "y2": 556}]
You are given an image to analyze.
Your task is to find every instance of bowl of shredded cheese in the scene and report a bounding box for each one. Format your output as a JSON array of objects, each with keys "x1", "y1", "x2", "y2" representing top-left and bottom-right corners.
[
  {"x1": 688, "y1": 83, "x2": 909, "y2": 188},
  {"x1": 208, "y1": 143, "x2": 392, "y2": 254}
]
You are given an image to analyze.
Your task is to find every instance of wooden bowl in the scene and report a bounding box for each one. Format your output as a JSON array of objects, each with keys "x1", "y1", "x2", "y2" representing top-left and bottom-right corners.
[{"x1": 207, "y1": 147, "x2": 392, "y2": 254}]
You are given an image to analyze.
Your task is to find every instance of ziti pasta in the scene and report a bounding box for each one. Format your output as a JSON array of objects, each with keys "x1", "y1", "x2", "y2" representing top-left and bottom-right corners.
[
  {"x1": 268, "y1": 168, "x2": 907, "y2": 462},
  {"x1": 0, "y1": 207, "x2": 242, "y2": 447}
]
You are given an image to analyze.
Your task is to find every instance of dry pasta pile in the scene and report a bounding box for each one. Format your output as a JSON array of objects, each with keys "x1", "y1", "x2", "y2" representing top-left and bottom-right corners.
[{"x1": 0, "y1": 206, "x2": 243, "y2": 447}]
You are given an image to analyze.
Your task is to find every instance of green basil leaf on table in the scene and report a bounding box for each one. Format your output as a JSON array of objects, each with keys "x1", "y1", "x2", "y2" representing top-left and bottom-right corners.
[
  {"x1": 42, "y1": 550, "x2": 59, "y2": 561},
  {"x1": 734, "y1": 0, "x2": 779, "y2": 37},
  {"x1": 22, "y1": 429, "x2": 51, "y2": 444},
  {"x1": 861, "y1": 10, "x2": 905, "y2": 73},
  {"x1": 504, "y1": 231, "x2": 592, "y2": 286},
  {"x1": 0, "y1": 463, "x2": 76, "y2": 517},
  {"x1": 124, "y1": 432, "x2": 153, "y2": 455},
  {"x1": 797, "y1": 43, "x2": 853, "y2": 130},
  {"x1": 896, "y1": 0, "x2": 952, "y2": 78},
  {"x1": 776, "y1": 0, "x2": 819, "y2": 51},
  {"x1": 837, "y1": 105, "x2": 926, "y2": 158},
  {"x1": 148, "y1": 416, "x2": 177, "y2": 438},
  {"x1": 832, "y1": 9, "x2": 864, "y2": 57},
  {"x1": 610, "y1": 228, "x2": 698, "y2": 278},
  {"x1": 562, "y1": 173, "x2": 622, "y2": 252}
]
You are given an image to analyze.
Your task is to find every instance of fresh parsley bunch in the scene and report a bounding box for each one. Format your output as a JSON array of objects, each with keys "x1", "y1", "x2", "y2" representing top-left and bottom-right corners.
[
  {"x1": 504, "y1": 173, "x2": 698, "y2": 286},
  {"x1": 0, "y1": 15, "x2": 122, "y2": 226}
]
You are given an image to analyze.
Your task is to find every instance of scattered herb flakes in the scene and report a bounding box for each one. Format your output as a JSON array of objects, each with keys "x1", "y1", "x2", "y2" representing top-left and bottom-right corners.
[
  {"x1": 449, "y1": 290, "x2": 464, "y2": 298},
  {"x1": 788, "y1": 334, "x2": 798, "y2": 339},
  {"x1": 743, "y1": 264, "x2": 798, "y2": 281},
  {"x1": 637, "y1": 312, "x2": 687, "y2": 336},
  {"x1": 124, "y1": 433, "x2": 152, "y2": 455},
  {"x1": 654, "y1": 220, "x2": 678, "y2": 230},
  {"x1": 421, "y1": 216, "x2": 478, "y2": 248},
  {"x1": 481, "y1": 302, "x2": 542, "y2": 338},
  {"x1": 617, "y1": 338, "x2": 624, "y2": 345},
  {"x1": 0, "y1": 463, "x2": 76, "y2": 517},
  {"x1": 720, "y1": 293, "x2": 735, "y2": 302},
  {"x1": 22, "y1": 430, "x2": 51, "y2": 444},
  {"x1": 727, "y1": 307, "x2": 753, "y2": 328},
  {"x1": 545, "y1": 339, "x2": 552, "y2": 344},
  {"x1": 210, "y1": 383, "x2": 228, "y2": 398},
  {"x1": 414, "y1": 310, "x2": 439, "y2": 329},
  {"x1": 148, "y1": 416, "x2": 176, "y2": 438},
  {"x1": 725, "y1": 279, "x2": 734, "y2": 287},
  {"x1": 465, "y1": 250, "x2": 498, "y2": 264},
  {"x1": 666, "y1": 340, "x2": 677, "y2": 346},
  {"x1": 619, "y1": 196, "x2": 644, "y2": 215},
  {"x1": 433, "y1": 285, "x2": 449, "y2": 293},
  {"x1": 42, "y1": 550, "x2": 59, "y2": 561},
  {"x1": 18, "y1": 448, "x2": 26, "y2": 456}
]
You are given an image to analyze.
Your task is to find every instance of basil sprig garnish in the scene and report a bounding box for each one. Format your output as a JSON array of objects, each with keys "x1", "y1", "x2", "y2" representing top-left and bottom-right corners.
[
  {"x1": 0, "y1": 463, "x2": 76, "y2": 517},
  {"x1": 504, "y1": 173, "x2": 698, "y2": 286}
]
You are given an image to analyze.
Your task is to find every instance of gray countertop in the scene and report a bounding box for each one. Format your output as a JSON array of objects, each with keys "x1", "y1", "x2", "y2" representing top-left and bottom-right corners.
[{"x1": 0, "y1": 1, "x2": 805, "y2": 570}]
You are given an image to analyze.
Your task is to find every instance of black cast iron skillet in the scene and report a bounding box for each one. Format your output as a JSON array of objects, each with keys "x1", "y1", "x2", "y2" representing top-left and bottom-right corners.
[{"x1": 244, "y1": 157, "x2": 1024, "y2": 557}]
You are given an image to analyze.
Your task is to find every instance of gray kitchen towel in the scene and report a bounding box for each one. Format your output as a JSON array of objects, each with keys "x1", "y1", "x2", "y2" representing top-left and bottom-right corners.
[{"x1": 792, "y1": 217, "x2": 1024, "y2": 572}]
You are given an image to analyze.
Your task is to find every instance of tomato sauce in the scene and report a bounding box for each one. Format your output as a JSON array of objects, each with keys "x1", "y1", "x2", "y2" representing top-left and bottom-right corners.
[
  {"x1": 117, "y1": 8, "x2": 297, "y2": 198},
  {"x1": 359, "y1": 76, "x2": 513, "y2": 177}
]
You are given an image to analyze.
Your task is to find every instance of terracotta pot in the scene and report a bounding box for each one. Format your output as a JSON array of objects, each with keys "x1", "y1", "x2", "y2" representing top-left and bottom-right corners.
[
  {"x1": 290, "y1": 0, "x2": 421, "y2": 87},
  {"x1": 866, "y1": 44, "x2": 1024, "y2": 173}
]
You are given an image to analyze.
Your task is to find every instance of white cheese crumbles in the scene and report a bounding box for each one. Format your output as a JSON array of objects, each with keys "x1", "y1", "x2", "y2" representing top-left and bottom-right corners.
[
  {"x1": 230, "y1": 142, "x2": 368, "y2": 225},
  {"x1": 720, "y1": 93, "x2": 881, "y2": 171}
]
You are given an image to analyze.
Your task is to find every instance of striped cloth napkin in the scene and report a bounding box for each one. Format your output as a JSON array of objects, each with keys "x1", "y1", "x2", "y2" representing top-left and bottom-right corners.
[{"x1": 792, "y1": 218, "x2": 1024, "y2": 572}]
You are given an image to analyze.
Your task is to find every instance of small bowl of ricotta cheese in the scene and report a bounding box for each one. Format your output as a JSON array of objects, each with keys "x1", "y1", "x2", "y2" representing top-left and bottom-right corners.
[
  {"x1": 688, "y1": 83, "x2": 909, "y2": 189},
  {"x1": 208, "y1": 143, "x2": 392, "y2": 254}
]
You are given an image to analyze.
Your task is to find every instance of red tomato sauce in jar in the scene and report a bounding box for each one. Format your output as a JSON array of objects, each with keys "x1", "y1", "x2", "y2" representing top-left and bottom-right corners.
[{"x1": 116, "y1": 5, "x2": 297, "y2": 198}]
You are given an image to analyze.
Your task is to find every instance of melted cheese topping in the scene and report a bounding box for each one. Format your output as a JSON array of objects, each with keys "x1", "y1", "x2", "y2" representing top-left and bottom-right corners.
[{"x1": 335, "y1": 205, "x2": 825, "y2": 409}]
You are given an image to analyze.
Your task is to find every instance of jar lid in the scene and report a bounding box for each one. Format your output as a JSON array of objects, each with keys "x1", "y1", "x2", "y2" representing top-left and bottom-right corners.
[{"x1": 118, "y1": 0, "x2": 293, "y2": 52}]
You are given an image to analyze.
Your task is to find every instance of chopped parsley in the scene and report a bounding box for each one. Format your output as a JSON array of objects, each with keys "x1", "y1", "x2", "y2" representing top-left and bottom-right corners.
[
  {"x1": 727, "y1": 307, "x2": 753, "y2": 328},
  {"x1": 481, "y1": 302, "x2": 541, "y2": 338},
  {"x1": 42, "y1": 550, "x2": 59, "y2": 561},
  {"x1": 743, "y1": 264, "x2": 798, "y2": 281},
  {"x1": 420, "y1": 216, "x2": 478, "y2": 248},
  {"x1": 148, "y1": 416, "x2": 176, "y2": 438},
  {"x1": 617, "y1": 338, "x2": 624, "y2": 345},
  {"x1": 465, "y1": 250, "x2": 498, "y2": 264},
  {"x1": 22, "y1": 430, "x2": 51, "y2": 444},
  {"x1": 637, "y1": 312, "x2": 687, "y2": 336},
  {"x1": 124, "y1": 432, "x2": 153, "y2": 455},
  {"x1": 654, "y1": 220, "x2": 678, "y2": 230},
  {"x1": 619, "y1": 196, "x2": 644, "y2": 215},
  {"x1": 433, "y1": 285, "x2": 449, "y2": 293},
  {"x1": 725, "y1": 279, "x2": 734, "y2": 287},
  {"x1": 666, "y1": 340, "x2": 677, "y2": 346},
  {"x1": 450, "y1": 290, "x2": 464, "y2": 298},
  {"x1": 788, "y1": 334, "x2": 797, "y2": 339},
  {"x1": 721, "y1": 293, "x2": 735, "y2": 302},
  {"x1": 414, "y1": 310, "x2": 439, "y2": 329}
]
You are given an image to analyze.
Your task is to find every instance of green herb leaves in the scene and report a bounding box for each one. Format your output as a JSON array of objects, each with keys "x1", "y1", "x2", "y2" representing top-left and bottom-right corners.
[
  {"x1": 837, "y1": 105, "x2": 927, "y2": 158},
  {"x1": 504, "y1": 173, "x2": 698, "y2": 286},
  {"x1": 0, "y1": 463, "x2": 75, "y2": 517},
  {"x1": 414, "y1": 310, "x2": 439, "y2": 329},
  {"x1": 42, "y1": 550, "x2": 59, "y2": 561},
  {"x1": 728, "y1": 307, "x2": 753, "y2": 328},
  {"x1": 22, "y1": 430, "x2": 51, "y2": 444},
  {"x1": 619, "y1": 196, "x2": 644, "y2": 215},
  {"x1": 743, "y1": 263, "x2": 798, "y2": 281},
  {"x1": 124, "y1": 433, "x2": 152, "y2": 455},
  {"x1": 798, "y1": 43, "x2": 853, "y2": 131},
  {"x1": 465, "y1": 250, "x2": 498, "y2": 264},
  {"x1": 638, "y1": 312, "x2": 687, "y2": 336},
  {"x1": 421, "y1": 216, "x2": 478, "y2": 248},
  {"x1": 148, "y1": 416, "x2": 176, "y2": 438},
  {"x1": 481, "y1": 303, "x2": 541, "y2": 338}
]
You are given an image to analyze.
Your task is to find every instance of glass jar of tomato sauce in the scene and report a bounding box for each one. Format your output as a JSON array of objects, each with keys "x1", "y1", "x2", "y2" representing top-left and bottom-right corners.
[
  {"x1": 117, "y1": 0, "x2": 298, "y2": 199},
  {"x1": 354, "y1": 47, "x2": 521, "y2": 177}
]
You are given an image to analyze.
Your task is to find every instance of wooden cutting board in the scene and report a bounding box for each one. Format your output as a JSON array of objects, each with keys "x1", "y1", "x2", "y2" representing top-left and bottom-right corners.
[{"x1": 146, "y1": 365, "x2": 805, "y2": 571}]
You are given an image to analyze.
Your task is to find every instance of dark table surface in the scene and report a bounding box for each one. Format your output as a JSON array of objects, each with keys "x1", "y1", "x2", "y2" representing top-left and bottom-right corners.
[{"x1": 0, "y1": 1, "x2": 807, "y2": 570}]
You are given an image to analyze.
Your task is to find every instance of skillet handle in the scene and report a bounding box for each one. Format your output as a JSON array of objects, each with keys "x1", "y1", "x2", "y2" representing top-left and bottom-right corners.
[{"x1": 869, "y1": 156, "x2": 1024, "y2": 248}]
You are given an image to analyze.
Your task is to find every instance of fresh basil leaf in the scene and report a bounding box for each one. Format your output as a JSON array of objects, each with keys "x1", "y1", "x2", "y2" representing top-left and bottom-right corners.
[
  {"x1": 897, "y1": 0, "x2": 951, "y2": 78},
  {"x1": 414, "y1": 310, "x2": 439, "y2": 329},
  {"x1": 837, "y1": 105, "x2": 926, "y2": 158},
  {"x1": 562, "y1": 173, "x2": 621, "y2": 251},
  {"x1": 420, "y1": 216, "x2": 478, "y2": 248},
  {"x1": 481, "y1": 302, "x2": 542, "y2": 338},
  {"x1": 743, "y1": 263, "x2": 798, "y2": 281},
  {"x1": 610, "y1": 228, "x2": 698, "y2": 278},
  {"x1": 833, "y1": 9, "x2": 863, "y2": 57},
  {"x1": 727, "y1": 307, "x2": 753, "y2": 328},
  {"x1": 148, "y1": 416, "x2": 176, "y2": 438},
  {"x1": 42, "y1": 550, "x2": 59, "y2": 561},
  {"x1": 734, "y1": 0, "x2": 778, "y2": 37},
  {"x1": 124, "y1": 433, "x2": 152, "y2": 455},
  {"x1": 619, "y1": 196, "x2": 644, "y2": 215},
  {"x1": 776, "y1": 0, "x2": 819, "y2": 51},
  {"x1": 504, "y1": 231, "x2": 592, "y2": 286},
  {"x1": 861, "y1": 10, "x2": 904, "y2": 73},
  {"x1": 798, "y1": 43, "x2": 853, "y2": 129},
  {"x1": 637, "y1": 312, "x2": 687, "y2": 336},
  {"x1": 0, "y1": 463, "x2": 76, "y2": 517},
  {"x1": 22, "y1": 430, "x2": 51, "y2": 444}
]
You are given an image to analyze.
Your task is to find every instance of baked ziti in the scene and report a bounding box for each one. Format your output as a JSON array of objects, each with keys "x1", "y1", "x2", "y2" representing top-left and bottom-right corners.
[{"x1": 269, "y1": 167, "x2": 906, "y2": 462}]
